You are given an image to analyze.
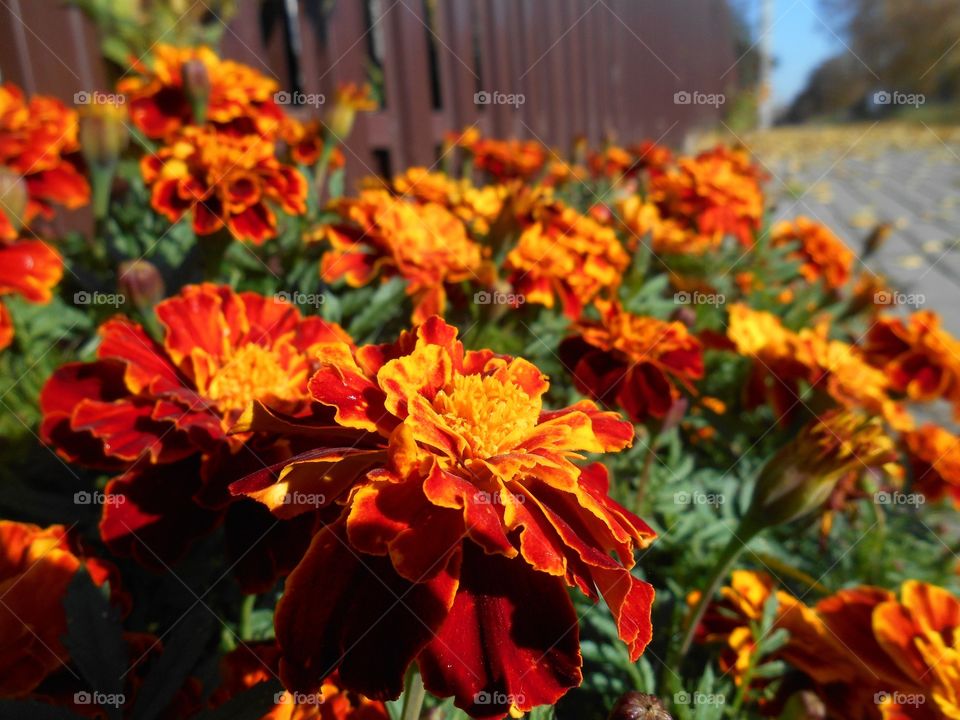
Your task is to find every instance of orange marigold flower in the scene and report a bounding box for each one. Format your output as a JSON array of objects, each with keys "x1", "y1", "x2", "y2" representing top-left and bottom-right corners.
[
  {"x1": 319, "y1": 189, "x2": 489, "y2": 322},
  {"x1": 648, "y1": 145, "x2": 764, "y2": 251},
  {"x1": 231, "y1": 317, "x2": 656, "y2": 717},
  {"x1": 280, "y1": 117, "x2": 344, "y2": 168},
  {"x1": 560, "y1": 299, "x2": 704, "y2": 422},
  {"x1": 451, "y1": 128, "x2": 547, "y2": 181},
  {"x1": 864, "y1": 311, "x2": 960, "y2": 414},
  {"x1": 40, "y1": 284, "x2": 349, "y2": 571},
  {"x1": 505, "y1": 196, "x2": 630, "y2": 318},
  {"x1": 118, "y1": 44, "x2": 284, "y2": 139},
  {"x1": 0, "y1": 83, "x2": 89, "y2": 238},
  {"x1": 384, "y1": 167, "x2": 505, "y2": 236},
  {"x1": 141, "y1": 126, "x2": 307, "y2": 244},
  {"x1": 0, "y1": 237, "x2": 64, "y2": 350},
  {"x1": 903, "y1": 423, "x2": 960, "y2": 506},
  {"x1": 212, "y1": 642, "x2": 388, "y2": 720},
  {"x1": 0, "y1": 521, "x2": 122, "y2": 698},
  {"x1": 772, "y1": 216, "x2": 855, "y2": 289}
]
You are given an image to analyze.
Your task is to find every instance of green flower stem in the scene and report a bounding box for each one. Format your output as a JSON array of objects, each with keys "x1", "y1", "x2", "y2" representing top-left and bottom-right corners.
[
  {"x1": 399, "y1": 664, "x2": 426, "y2": 720},
  {"x1": 313, "y1": 142, "x2": 335, "y2": 204},
  {"x1": 238, "y1": 594, "x2": 256, "y2": 640}
]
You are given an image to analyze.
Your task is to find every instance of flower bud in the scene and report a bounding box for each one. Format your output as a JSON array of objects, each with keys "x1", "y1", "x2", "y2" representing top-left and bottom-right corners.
[
  {"x1": 325, "y1": 83, "x2": 375, "y2": 140},
  {"x1": 0, "y1": 168, "x2": 28, "y2": 234},
  {"x1": 740, "y1": 410, "x2": 896, "y2": 536},
  {"x1": 182, "y1": 59, "x2": 212, "y2": 125},
  {"x1": 79, "y1": 100, "x2": 129, "y2": 170},
  {"x1": 118, "y1": 260, "x2": 165, "y2": 311},
  {"x1": 608, "y1": 691, "x2": 673, "y2": 720}
]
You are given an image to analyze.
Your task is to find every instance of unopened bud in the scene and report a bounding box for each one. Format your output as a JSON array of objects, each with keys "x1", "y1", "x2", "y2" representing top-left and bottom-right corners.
[
  {"x1": 79, "y1": 101, "x2": 129, "y2": 169},
  {"x1": 118, "y1": 260, "x2": 164, "y2": 311},
  {"x1": 182, "y1": 59, "x2": 211, "y2": 126},
  {"x1": 0, "y1": 168, "x2": 28, "y2": 235},
  {"x1": 325, "y1": 83, "x2": 375, "y2": 140},
  {"x1": 608, "y1": 692, "x2": 673, "y2": 720}
]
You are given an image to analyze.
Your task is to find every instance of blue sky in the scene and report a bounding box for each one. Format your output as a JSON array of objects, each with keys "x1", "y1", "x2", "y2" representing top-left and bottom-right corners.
[{"x1": 739, "y1": 0, "x2": 841, "y2": 106}]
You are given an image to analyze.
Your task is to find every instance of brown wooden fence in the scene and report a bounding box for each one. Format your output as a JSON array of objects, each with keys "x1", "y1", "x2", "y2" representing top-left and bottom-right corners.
[{"x1": 0, "y1": 0, "x2": 736, "y2": 183}]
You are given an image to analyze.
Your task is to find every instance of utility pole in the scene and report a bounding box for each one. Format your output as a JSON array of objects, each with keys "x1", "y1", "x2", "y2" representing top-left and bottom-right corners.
[{"x1": 758, "y1": 0, "x2": 774, "y2": 128}]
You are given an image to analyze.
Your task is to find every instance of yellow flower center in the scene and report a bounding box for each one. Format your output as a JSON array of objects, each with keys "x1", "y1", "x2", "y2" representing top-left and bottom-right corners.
[
  {"x1": 432, "y1": 373, "x2": 540, "y2": 458},
  {"x1": 205, "y1": 343, "x2": 303, "y2": 415}
]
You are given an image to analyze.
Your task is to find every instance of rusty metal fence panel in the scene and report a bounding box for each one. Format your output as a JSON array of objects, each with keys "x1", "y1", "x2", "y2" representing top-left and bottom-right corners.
[{"x1": 0, "y1": 0, "x2": 735, "y2": 183}]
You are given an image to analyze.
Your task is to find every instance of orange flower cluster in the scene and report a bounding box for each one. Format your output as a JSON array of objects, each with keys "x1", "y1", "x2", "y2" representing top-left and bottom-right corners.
[
  {"x1": 450, "y1": 127, "x2": 547, "y2": 181},
  {"x1": 727, "y1": 304, "x2": 911, "y2": 429},
  {"x1": 771, "y1": 216, "x2": 855, "y2": 289},
  {"x1": 647, "y1": 146, "x2": 764, "y2": 251},
  {"x1": 865, "y1": 311, "x2": 960, "y2": 416},
  {"x1": 119, "y1": 44, "x2": 284, "y2": 140},
  {"x1": 382, "y1": 167, "x2": 505, "y2": 235},
  {"x1": 0, "y1": 83, "x2": 89, "y2": 238},
  {"x1": 141, "y1": 126, "x2": 307, "y2": 244},
  {"x1": 560, "y1": 299, "x2": 704, "y2": 422},
  {"x1": 41, "y1": 284, "x2": 349, "y2": 573},
  {"x1": 318, "y1": 189, "x2": 489, "y2": 322},
  {"x1": 505, "y1": 195, "x2": 630, "y2": 318},
  {"x1": 0, "y1": 520, "x2": 121, "y2": 698},
  {"x1": 231, "y1": 317, "x2": 655, "y2": 716},
  {"x1": 903, "y1": 423, "x2": 960, "y2": 506},
  {"x1": 699, "y1": 570, "x2": 960, "y2": 719}
]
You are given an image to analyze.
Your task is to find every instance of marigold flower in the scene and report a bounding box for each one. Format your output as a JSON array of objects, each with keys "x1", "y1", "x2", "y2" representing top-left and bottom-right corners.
[
  {"x1": 864, "y1": 311, "x2": 960, "y2": 414},
  {"x1": 0, "y1": 237, "x2": 63, "y2": 350},
  {"x1": 559, "y1": 299, "x2": 704, "y2": 423},
  {"x1": 118, "y1": 44, "x2": 284, "y2": 139},
  {"x1": 280, "y1": 117, "x2": 344, "y2": 168},
  {"x1": 903, "y1": 423, "x2": 960, "y2": 506},
  {"x1": 450, "y1": 128, "x2": 547, "y2": 181},
  {"x1": 648, "y1": 146, "x2": 763, "y2": 251},
  {"x1": 141, "y1": 126, "x2": 307, "y2": 244},
  {"x1": 505, "y1": 196, "x2": 630, "y2": 318},
  {"x1": 325, "y1": 83, "x2": 376, "y2": 139},
  {"x1": 318, "y1": 189, "x2": 489, "y2": 322},
  {"x1": 771, "y1": 216, "x2": 855, "y2": 289},
  {"x1": 232, "y1": 317, "x2": 656, "y2": 717},
  {"x1": 0, "y1": 83, "x2": 89, "y2": 238},
  {"x1": 727, "y1": 304, "x2": 911, "y2": 430},
  {"x1": 0, "y1": 521, "x2": 121, "y2": 698},
  {"x1": 384, "y1": 167, "x2": 505, "y2": 235},
  {"x1": 40, "y1": 284, "x2": 349, "y2": 569}
]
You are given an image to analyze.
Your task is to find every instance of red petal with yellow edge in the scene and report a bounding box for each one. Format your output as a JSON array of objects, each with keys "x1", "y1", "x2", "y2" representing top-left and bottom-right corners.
[
  {"x1": 347, "y1": 473, "x2": 466, "y2": 581},
  {"x1": 591, "y1": 564, "x2": 655, "y2": 661},
  {"x1": 276, "y1": 521, "x2": 460, "y2": 700},
  {"x1": 410, "y1": 284, "x2": 446, "y2": 325},
  {"x1": 0, "y1": 301, "x2": 11, "y2": 350},
  {"x1": 156, "y1": 286, "x2": 231, "y2": 368},
  {"x1": 0, "y1": 240, "x2": 63, "y2": 303},
  {"x1": 309, "y1": 363, "x2": 394, "y2": 434},
  {"x1": 418, "y1": 544, "x2": 582, "y2": 720},
  {"x1": 538, "y1": 400, "x2": 634, "y2": 452},
  {"x1": 100, "y1": 457, "x2": 221, "y2": 566},
  {"x1": 227, "y1": 203, "x2": 275, "y2": 245},
  {"x1": 71, "y1": 397, "x2": 194, "y2": 464},
  {"x1": 25, "y1": 163, "x2": 89, "y2": 210},
  {"x1": 97, "y1": 318, "x2": 186, "y2": 397},
  {"x1": 236, "y1": 291, "x2": 301, "y2": 344},
  {"x1": 377, "y1": 343, "x2": 452, "y2": 418}
]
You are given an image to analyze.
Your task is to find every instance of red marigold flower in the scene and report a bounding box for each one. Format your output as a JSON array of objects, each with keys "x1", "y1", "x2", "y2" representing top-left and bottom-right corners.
[
  {"x1": 40, "y1": 283, "x2": 350, "y2": 571},
  {"x1": 0, "y1": 237, "x2": 64, "y2": 350},
  {"x1": 280, "y1": 117, "x2": 345, "y2": 168},
  {"x1": 505, "y1": 194, "x2": 630, "y2": 318},
  {"x1": 771, "y1": 216, "x2": 855, "y2": 289},
  {"x1": 903, "y1": 423, "x2": 960, "y2": 506},
  {"x1": 864, "y1": 310, "x2": 960, "y2": 414},
  {"x1": 647, "y1": 146, "x2": 763, "y2": 251},
  {"x1": 141, "y1": 126, "x2": 308, "y2": 244},
  {"x1": 231, "y1": 317, "x2": 656, "y2": 717},
  {"x1": 449, "y1": 128, "x2": 547, "y2": 182},
  {"x1": 0, "y1": 83, "x2": 89, "y2": 238},
  {"x1": 559, "y1": 299, "x2": 704, "y2": 423},
  {"x1": 0, "y1": 521, "x2": 123, "y2": 698},
  {"x1": 118, "y1": 44, "x2": 285, "y2": 139},
  {"x1": 211, "y1": 642, "x2": 388, "y2": 720},
  {"x1": 318, "y1": 189, "x2": 490, "y2": 322}
]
